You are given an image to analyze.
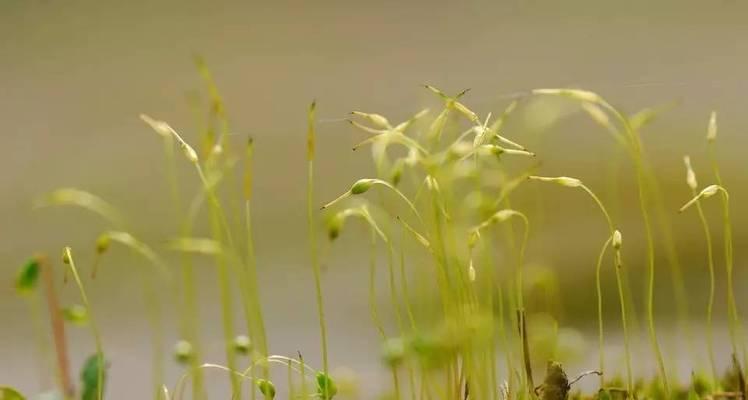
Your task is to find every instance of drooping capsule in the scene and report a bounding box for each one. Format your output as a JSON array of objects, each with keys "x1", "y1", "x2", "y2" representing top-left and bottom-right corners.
[
  {"x1": 232, "y1": 335, "x2": 252, "y2": 356},
  {"x1": 351, "y1": 179, "x2": 376, "y2": 195},
  {"x1": 63, "y1": 304, "x2": 89, "y2": 326},
  {"x1": 381, "y1": 337, "x2": 407, "y2": 367},
  {"x1": 256, "y1": 379, "x2": 276, "y2": 399},
  {"x1": 327, "y1": 213, "x2": 344, "y2": 241},
  {"x1": 173, "y1": 340, "x2": 194, "y2": 365}
]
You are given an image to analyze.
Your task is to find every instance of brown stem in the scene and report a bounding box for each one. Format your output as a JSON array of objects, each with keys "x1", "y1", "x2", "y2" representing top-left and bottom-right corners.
[{"x1": 39, "y1": 255, "x2": 74, "y2": 398}]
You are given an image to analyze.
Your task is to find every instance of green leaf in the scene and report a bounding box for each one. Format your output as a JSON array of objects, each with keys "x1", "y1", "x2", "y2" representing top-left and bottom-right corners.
[
  {"x1": 80, "y1": 354, "x2": 106, "y2": 400},
  {"x1": 16, "y1": 259, "x2": 40, "y2": 294},
  {"x1": 0, "y1": 387, "x2": 26, "y2": 400},
  {"x1": 316, "y1": 372, "x2": 338, "y2": 400}
]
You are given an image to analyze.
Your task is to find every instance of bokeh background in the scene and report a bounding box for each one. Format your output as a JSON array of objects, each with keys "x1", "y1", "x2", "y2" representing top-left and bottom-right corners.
[{"x1": 2, "y1": 1, "x2": 747, "y2": 398}]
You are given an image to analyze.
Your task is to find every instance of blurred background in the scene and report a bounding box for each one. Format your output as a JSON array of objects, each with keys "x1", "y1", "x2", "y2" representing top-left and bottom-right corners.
[{"x1": 2, "y1": 0, "x2": 747, "y2": 398}]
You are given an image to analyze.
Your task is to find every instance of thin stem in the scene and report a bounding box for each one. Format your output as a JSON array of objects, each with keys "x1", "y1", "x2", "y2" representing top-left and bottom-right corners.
[
  {"x1": 369, "y1": 228, "x2": 386, "y2": 338},
  {"x1": 518, "y1": 309, "x2": 534, "y2": 397},
  {"x1": 178, "y1": 221, "x2": 204, "y2": 400},
  {"x1": 580, "y1": 184, "x2": 633, "y2": 395},
  {"x1": 28, "y1": 289, "x2": 52, "y2": 389},
  {"x1": 497, "y1": 272, "x2": 515, "y2": 395},
  {"x1": 392, "y1": 368, "x2": 402, "y2": 400},
  {"x1": 307, "y1": 101, "x2": 330, "y2": 384},
  {"x1": 606, "y1": 104, "x2": 669, "y2": 396},
  {"x1": 39, "y1": 256, "x2": 74, "y2": 399},
  {"x1": 298, "y1": 352, "x2": 309, "y2": 399},
  {"x1": 243, "y1": 135, "x2": 270, "y2": 393},
  {"x1": 708, "y1": 143, "x2": 745, "y2": 366},
  {"x1": 195, "y1": 163, "x2": 240, "y2": 396},
  {"x1": 399, "y1": 226, "x2": 417, "y2": 329},
  {"x1": 163, "y1": 136, "x2": 182, "y2": 224},
  {"x1": 515, "y1": 214, "x2": 529, "y2": 312},
  {"x1": 693, "y1": 191, "x2": 719, "y2": 383},
  {"x1": 245, "y1": 200, "x2": 271, "y2": 399},
  {"x1": 63, "y1": 247, "x2": 105, "y2": 400},
  {"x1": 195, "y1": 164, "x2": 235, "y2": 248},
  {"x1": 595, "y1": 236, "x2": 613, "y2": 388},
  {"x1": 530, "y1": 178, "x2": 633, "y2": 393},
  {"x1": 614, "y1": 254, "x2": 633, "y2": 396},
  {"x1": 102, "y1": 232, "x2": 166, "y2": 400},
  {"x1": 287, "y1": 359, "x2": 295, "y2": 400},
  {"x1": 162, "y1": 132, "x2": 205, "y2": 399},
  {"x1": 534, "y1": 90, "x2": 670, "y2": 393}
]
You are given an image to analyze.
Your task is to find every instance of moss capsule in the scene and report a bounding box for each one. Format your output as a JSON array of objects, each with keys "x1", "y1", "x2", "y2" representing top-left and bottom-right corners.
[{"x1": 256, "y1": 379, "x2": 276, "y2": 399}]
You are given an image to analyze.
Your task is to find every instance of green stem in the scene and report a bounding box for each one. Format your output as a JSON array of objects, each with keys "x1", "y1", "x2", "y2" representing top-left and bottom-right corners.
[
  {"x1": 613, "y1": 253, "x2": 633, "y2": 396},
  {"x1": 708, "y1": 144, "x2": 745, "y2": 366},
  {"x1": 179, "y1": 220, "x2": 205, "y2": 400},
  {"x1": 601, "y1": 106, "x2": 669, "y2": 395},
  {"x1": 308, "y1": 160, "x2": 330, "y2": 379},
  {"x1": 162, "y1": 134, "x2": 205, "y2": 400},
  {"x1": 688, "y1": 185, "x2": 719, "y2": 383},
  {"x1": 287, "y1": 359, "x2": 296, "y2": 400},
  {"x1": 399, "y1": 226, "x2": 417, "y2": 330},
  {"x1": 307, "y1": 101, "x2": 330, "y2": 388},
  {"x1": 63, "y1": 248, "x2": 105, "y2": 400},
  {"x1": 514, "y1": 214, "x2": 529, "y2": 312},
  {"x1": 369, "y1": 228, "x2": 386, "y2": 338},
  {"x1": 195, "y1": 163, "x2": 240, "y2": 396},
  {"x1": 245, "y1": 200, "x2": 271, "y2": 399},
  {"x1": 595, "y1": 236, "x2": 613, "y2": 388},
  {"x1": 392, "y1": 368, "x2": 402, "y2": 400}
]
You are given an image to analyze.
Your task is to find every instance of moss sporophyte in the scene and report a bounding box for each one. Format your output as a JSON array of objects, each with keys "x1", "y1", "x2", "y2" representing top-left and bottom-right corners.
[{"x1": 16, "y1": 68, "x2": 748, "y2": 400}]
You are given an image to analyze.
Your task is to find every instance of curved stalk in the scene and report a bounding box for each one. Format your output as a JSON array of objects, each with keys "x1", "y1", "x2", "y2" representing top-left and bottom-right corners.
[
  {"x1": 707, "y1": 133, "x2": 746, "y2": 366},
  {"x1": 529, "y1": 176, "x2": 633, "y2": 394},
  {"x1": 681, "y1": 156, "x2": 718, "y2": 383},
  {"x1": 532, "y1": 89, "x2": 671, "y2": 394},
  {"x1": 595, "y1": 236, "x2": 613, "y2": 388},
  {"x1": 62, "y1": 247, "x2": 105, "y2": 400}
]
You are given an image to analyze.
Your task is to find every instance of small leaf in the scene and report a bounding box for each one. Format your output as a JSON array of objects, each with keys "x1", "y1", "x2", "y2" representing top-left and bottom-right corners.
[
  {"x1": 0, "y1": 387, "x2": 26, "y2": 400},
  {"x1": 80, "y1": 354, "x2": 107, "y2": 400},
  {"x1": 16, "y1": 259, "x2": 40, "y2": 294}
]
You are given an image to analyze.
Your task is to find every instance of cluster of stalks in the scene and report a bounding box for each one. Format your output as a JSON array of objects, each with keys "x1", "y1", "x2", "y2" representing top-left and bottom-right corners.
[{"x1": 11, "y1": 65, "x2": 748, "y2": 400}]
